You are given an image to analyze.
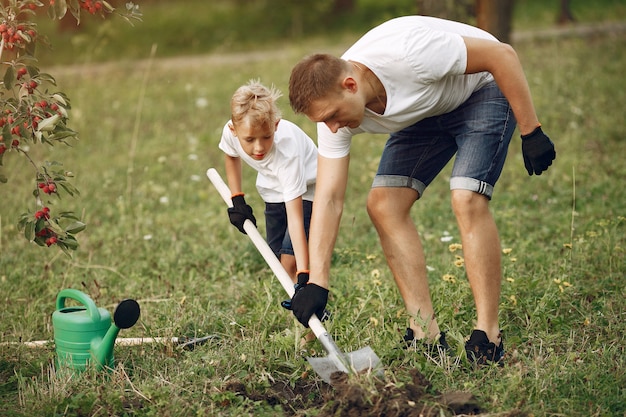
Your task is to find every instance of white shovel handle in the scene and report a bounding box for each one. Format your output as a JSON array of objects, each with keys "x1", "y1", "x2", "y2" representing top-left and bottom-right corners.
[{"x1": 206, "y1": 168, "x2": 327, "y2": 339}]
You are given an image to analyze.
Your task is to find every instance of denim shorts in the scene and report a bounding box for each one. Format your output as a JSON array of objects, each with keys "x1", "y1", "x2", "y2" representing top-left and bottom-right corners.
[
  {"x1": 265, "y1": 199, "x2": 313, "y2": 258},
  {"x1": 372, "y1": 82, "x2": 516, "y2": 200}
]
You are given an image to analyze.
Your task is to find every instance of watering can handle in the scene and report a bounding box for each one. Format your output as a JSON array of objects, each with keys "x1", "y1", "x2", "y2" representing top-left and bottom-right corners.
[{"x1": 56, "y1": 288, "x2": 102, "y2": 322}]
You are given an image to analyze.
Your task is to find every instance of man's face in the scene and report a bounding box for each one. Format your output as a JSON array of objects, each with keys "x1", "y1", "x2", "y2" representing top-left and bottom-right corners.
[
  {"x1": 230, "y1": 119, "x2": 278, "y2": 160},
  {"x1": 306, "y1": 84, "x2": 365, "y2": 133}
]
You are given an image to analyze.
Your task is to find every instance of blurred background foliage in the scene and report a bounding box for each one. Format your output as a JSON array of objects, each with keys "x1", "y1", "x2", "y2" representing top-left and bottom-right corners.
[{"x1": 31, "y1": 0, "x2": 626, "y2": 67}]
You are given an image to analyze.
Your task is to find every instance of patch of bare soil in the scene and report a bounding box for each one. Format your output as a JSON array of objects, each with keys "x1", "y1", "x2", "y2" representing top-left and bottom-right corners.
[{"x1": 225, "y1": 369, "x2": 528, "y2": 416}]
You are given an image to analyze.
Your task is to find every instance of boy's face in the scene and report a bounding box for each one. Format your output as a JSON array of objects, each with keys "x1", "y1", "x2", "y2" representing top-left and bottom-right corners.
[
  {"x1": 230, "y1": 118, "x2": 279, "y2": 161},
  {"x1": 305, "y1": 78, "x2": 366, "y2": 133}
]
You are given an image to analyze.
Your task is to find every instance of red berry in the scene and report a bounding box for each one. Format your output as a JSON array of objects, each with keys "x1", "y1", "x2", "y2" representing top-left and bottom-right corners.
[
  {"x1": 38, "y1": 182, "x2": 45, "y2": 189},
  {"x1": 11, "y1": 139, "x2": 19, "y2": 147},
  {"x1": 47, "y1": 183, "x2": 56, "y2": 193},
  {"x1": 46, "y1": 237, "x2": 57, "y2": 246},
  {"x1": 42, "y1": 185, "x2": 50, "y2": 194}
]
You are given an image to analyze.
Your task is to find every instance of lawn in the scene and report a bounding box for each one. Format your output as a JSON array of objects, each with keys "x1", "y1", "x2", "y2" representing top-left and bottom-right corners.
[{"x1": 0, "y1": 1, "x2": 624, "y2": 416}]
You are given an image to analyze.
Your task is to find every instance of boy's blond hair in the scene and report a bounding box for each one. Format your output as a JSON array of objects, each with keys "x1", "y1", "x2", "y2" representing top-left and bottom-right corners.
[{"x1": 231, "y1": 79, "x2": 282, "y2": 127}]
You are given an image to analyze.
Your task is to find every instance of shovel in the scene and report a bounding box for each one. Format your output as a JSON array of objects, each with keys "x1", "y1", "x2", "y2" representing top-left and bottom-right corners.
[{"x1": 207, "y1": 168, "x2": 381, "y2": 384}]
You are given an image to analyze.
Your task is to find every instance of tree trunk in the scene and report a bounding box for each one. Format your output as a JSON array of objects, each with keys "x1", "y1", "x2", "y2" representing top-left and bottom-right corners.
[
  {"x1": 416, "y1": 0, "x2": 474, "y2": 22},
  {"x1": 333, "y1": 0, "x2": 355, "y2": 14},
  {"x1": 557, "y1": 0, "x2": 576, "y2": 24},
  {"x1": 476, "y1": 0, "x2": 515, "y2": 43}
]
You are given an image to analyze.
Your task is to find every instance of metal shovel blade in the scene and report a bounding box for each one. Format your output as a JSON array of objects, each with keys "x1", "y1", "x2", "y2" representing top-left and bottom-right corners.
[{"x1": 306, "y1": 346, "x2": 382, "y2": 384}]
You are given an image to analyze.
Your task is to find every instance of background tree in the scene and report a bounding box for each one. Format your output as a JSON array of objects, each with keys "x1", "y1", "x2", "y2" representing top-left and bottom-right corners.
[
  {"x1": 416, "y1": 0, "x2": 474, "y2": 22},
  {"x1": 475, "y1": 0, "x2": 515, "y2": 43},
  {"x1": 557, "y1": 0, "x2": 576, "y2": 24},
  {"x1": 1, "y1": 0, "x2": 140, "y2": 254}
]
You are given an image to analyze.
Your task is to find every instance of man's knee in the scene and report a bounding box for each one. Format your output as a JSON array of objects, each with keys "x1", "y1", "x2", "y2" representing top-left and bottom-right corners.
[
  {"x1": 367, "y1": 187, "x2": 418, "y2": 224},
  {"x1": 451, "y1": 190, "x2": 489, "y2": 218},
  {"x1": 366, "y1": 189, "x2": 384, "y2": 224}
]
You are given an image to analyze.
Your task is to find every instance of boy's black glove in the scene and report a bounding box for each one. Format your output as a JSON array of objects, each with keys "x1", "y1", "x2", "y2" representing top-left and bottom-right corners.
[
  {"x1": 228, "y1": 194, "x2": 256, "y2": 234},
  {"x1": 281, "y1": 271, "x2": 329, "y2": 327},
  {"x1": 521, "y1": 126, "x2": 556, "y2": 176}
]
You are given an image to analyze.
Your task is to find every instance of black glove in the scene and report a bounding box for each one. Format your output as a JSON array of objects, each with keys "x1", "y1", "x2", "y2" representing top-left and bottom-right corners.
[
  {"x1": 521, "y1": 126, "x2": 556, "y2": 176},
  {"x1": 281, "y1": 271, "x2": 329, "y2": 327},
  {"x1": 228, "y1": 194, "x2": 256, "y2": 234}
]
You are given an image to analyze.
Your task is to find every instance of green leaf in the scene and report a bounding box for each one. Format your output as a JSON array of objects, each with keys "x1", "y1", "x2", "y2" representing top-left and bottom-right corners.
[
  {"x1": 3, "y1": 66, "x2": 16, "y2": 91},
  {"x1": 59, "y1": 181, "x2": 80, "y2": 197},
  {"x1": 36, "y1": 72, "x2": 57, "y2": 85},
  {"x1": 61, "y1": 235, "x2": 79, "y2": 250},
  {"x1": 57, "y1": 211, "x2": 80, "y2": 220},
  {"x1": 65, "y1": 221, "x2": 86, "y2": 234},
  {"x1": 57, "y1": 241, "x2": 72, "y2": 258},
  {"x1": 56, "y1": 0, "x2": 69, "y2": 20},
  {"x1": 24, "y1": 221, "x2": 35, "y2": 241}
]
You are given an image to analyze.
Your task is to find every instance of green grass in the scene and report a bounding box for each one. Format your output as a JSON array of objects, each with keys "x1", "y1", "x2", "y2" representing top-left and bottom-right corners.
[{"x1": 1, "y1": 2, "x2": 625, "y2": 416}]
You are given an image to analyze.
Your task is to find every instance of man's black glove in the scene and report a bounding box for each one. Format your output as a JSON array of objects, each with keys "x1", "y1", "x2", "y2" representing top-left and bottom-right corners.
[
  {"x1": 281, "y1": 271, "x2": 329, "y2": 327},
  {"x1": 521, "y1": 126, "x2": 556, "y2": 176},
  {"x1": 228, "y1": 193, "x2": 256, "y2": 234}
]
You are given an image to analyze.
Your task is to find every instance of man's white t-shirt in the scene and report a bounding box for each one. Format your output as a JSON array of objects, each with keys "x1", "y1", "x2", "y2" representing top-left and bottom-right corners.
[
  {"x1": 219, "y1": 119, "x2": 317, "y2": 203},
  {"x1": 318, "y1": 16, "x2": 498, "y2": 159}
]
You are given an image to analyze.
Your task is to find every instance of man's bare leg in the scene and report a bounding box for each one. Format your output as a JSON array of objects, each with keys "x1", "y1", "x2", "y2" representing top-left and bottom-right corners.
[
  {"x1": 367, "y1": 186, "x2": 441, "y2": 341},
  {"x1": 451, "y1": 189, "x2": 502, "y2": 344}
]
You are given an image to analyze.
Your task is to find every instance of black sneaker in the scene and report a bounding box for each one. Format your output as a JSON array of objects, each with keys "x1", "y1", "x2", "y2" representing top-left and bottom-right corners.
[
  {"x1": 403, "y1": 328, "x2": 450, "y2": 352},
  {"x1": 464, "y1": 330, "x2": 504, "y2": 366}
]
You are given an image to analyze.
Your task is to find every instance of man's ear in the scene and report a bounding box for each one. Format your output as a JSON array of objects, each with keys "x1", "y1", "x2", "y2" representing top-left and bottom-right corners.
[
  {"x1": 341, "y1": 76, "x2": 358, "y2": 93},
  {"x1": 228, "y1": 122, "x2": 237, "y2": 136}
]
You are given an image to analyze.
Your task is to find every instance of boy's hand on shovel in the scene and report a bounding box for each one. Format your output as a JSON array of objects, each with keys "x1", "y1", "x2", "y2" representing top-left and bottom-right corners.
[
  {"x1": 227, "y1": 193, "x2": 256, "y2": 234},
  {"x1": 281, "y1": 271, "x2": 329, "y2": 327}
]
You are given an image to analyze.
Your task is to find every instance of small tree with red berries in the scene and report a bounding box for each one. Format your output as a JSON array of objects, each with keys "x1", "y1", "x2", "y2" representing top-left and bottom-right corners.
[{"x1": 0, "y1": 0, "x2": 140, "y2": 255}]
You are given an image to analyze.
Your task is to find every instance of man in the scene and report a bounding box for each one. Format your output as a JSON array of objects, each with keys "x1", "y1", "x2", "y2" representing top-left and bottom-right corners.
[{"x1": 285, "y1": 16, "x2": 555, "y2": 365}]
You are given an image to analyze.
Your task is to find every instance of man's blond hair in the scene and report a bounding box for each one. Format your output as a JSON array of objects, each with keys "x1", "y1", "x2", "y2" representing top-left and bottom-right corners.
[
  {"x1": 231, "y1": 79, "x2": 282, "y2": 127},
  {"x1": 289, "y1": 54, "x2": 349, "y2": 115}
]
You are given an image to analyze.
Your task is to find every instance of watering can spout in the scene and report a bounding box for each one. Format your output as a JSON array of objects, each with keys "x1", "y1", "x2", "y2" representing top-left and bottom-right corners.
[
  {"x1": 91, "y1": 324, "x2": 121, "y2": 369},
  {"x1": 91, "y1": 298, "x2": 141, "y2": 369}
]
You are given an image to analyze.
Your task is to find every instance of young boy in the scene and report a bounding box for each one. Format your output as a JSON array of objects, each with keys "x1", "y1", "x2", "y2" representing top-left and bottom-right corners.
[{"x1": 219, "y1": 80, "x2": 319, "y2": 336}]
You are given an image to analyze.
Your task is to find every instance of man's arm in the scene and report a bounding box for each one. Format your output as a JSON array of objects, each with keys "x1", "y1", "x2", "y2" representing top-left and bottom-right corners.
[
  {"x1": 463, "y1": 36, "x2": 540, "y2": 136},
  {"x1": 308, "y1": 154, "x2": 350, "y2": 289}
]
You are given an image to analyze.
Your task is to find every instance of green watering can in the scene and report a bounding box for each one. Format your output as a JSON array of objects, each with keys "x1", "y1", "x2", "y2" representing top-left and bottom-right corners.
[{"x1": 52, "y1": 289, "x2": 140, "y2": 372}]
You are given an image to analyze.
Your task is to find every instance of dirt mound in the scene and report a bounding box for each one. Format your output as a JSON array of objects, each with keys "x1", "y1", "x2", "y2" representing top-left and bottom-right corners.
[{"x1": 225, "y1": 368, "x2": 496, "y2": 416}]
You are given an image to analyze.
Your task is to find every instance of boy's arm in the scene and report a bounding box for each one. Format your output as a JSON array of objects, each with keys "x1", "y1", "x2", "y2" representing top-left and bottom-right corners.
[
  {"x1": 285, "y1": 196, "x2": 309, "y2": 272},
  {"x1": 224, "y1": 154, "x2": 243, "y2": 194}
]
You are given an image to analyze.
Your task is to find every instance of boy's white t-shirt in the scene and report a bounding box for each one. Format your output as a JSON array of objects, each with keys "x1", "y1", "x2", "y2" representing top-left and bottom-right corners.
[
  {"x1": 219, "y1": 119, "x2": 317, "y2": 203},
  {"x1": 317, "y1": 15, "x2": 498, "y2": 159}
]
